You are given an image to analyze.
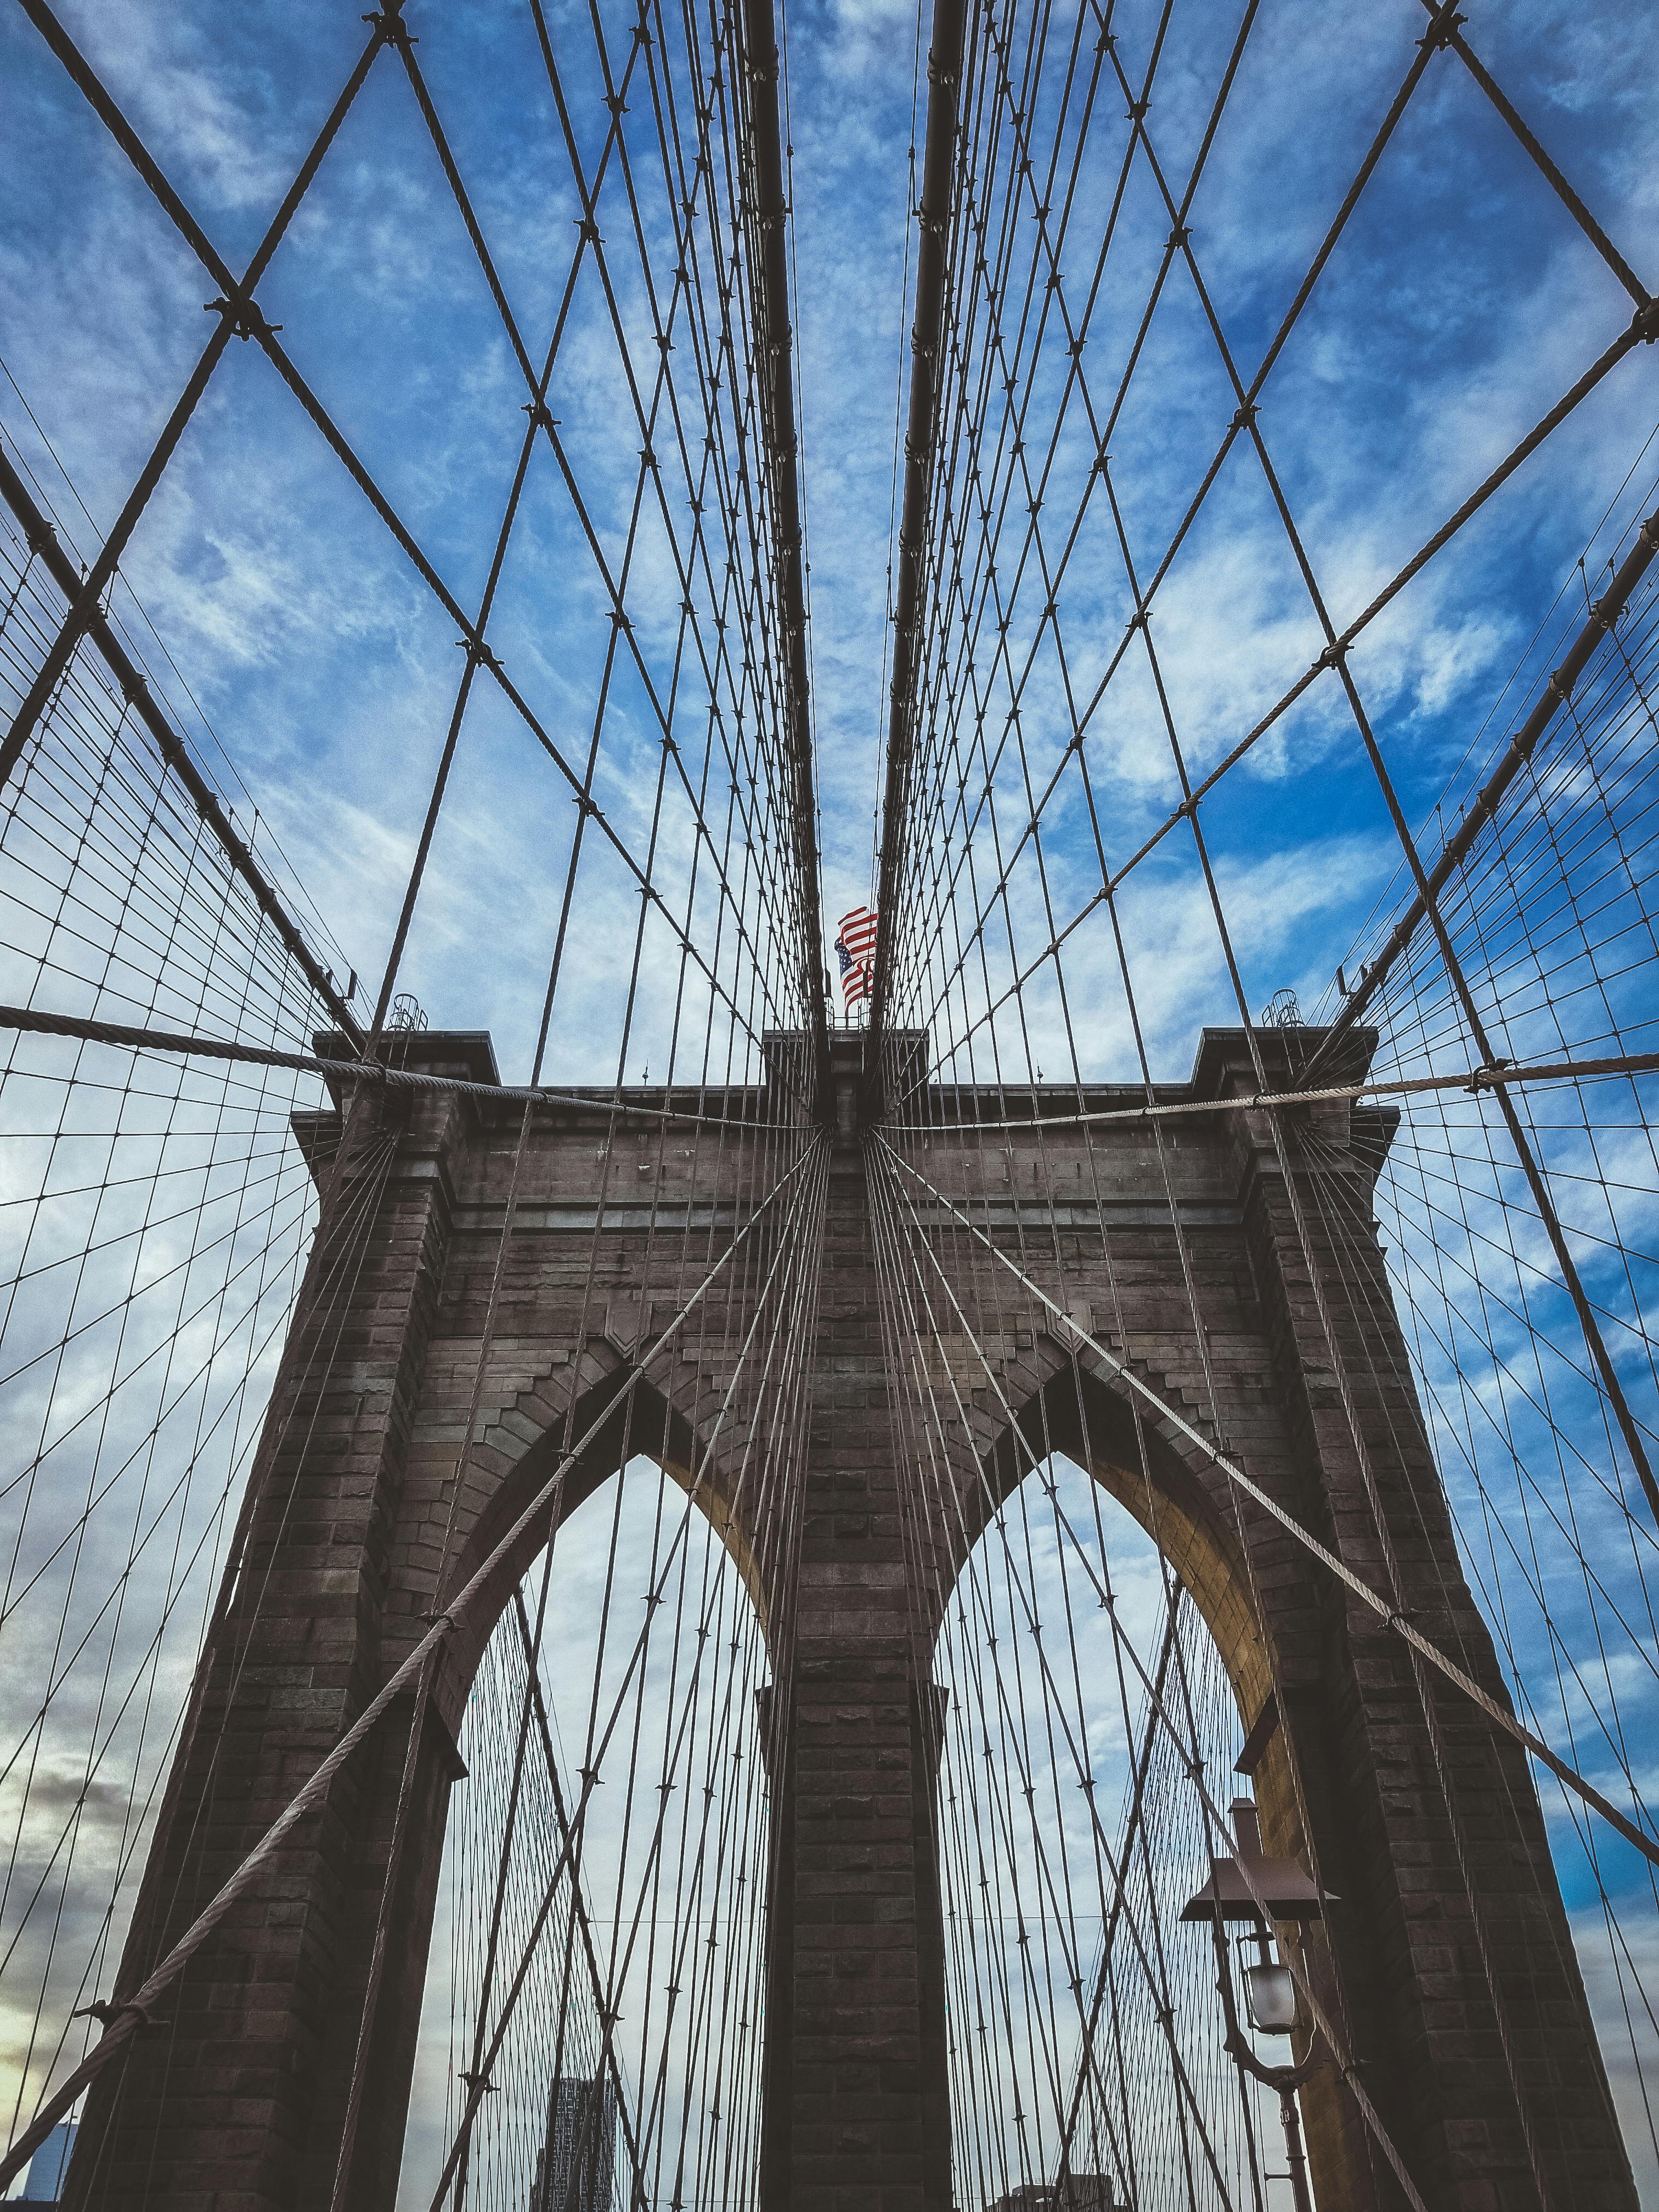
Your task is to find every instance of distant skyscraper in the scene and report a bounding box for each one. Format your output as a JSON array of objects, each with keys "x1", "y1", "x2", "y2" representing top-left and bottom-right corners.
[
  {"x1": 533, "y1": 2075, "x2": 617, "y2": 2212},
  {"x1": 988, "y1": 2181, "x2": 1126, "y2": 2212},
  {"x1": 21, "y1": 2122, "x2": 76, "y2": 2202}
]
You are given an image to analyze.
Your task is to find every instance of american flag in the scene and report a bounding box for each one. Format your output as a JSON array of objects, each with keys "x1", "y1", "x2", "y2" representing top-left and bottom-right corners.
[{"x1": 833, "y1": 906, "x2": 878, "y2": 1008}]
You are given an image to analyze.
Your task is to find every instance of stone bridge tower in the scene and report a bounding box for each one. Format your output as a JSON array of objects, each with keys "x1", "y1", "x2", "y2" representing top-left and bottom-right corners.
[{"x1": 64, "y1": 1027, "x2": 1635, "y2": 2212}]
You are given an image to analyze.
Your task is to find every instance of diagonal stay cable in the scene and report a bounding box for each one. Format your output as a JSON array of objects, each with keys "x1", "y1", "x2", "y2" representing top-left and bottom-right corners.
[
  {"x1": 868, "y1": 1137, "x2": 1426, "y2": 2212},
  {"x1": 14, "y1": 0, "x2": 793, "y2": 1065},
  {"x1": 403, "y1": 0, "x2": 819, "y2": 1036},
  {"x1": 1110, "y1": 35, "x2": 1659, "y2": 1555},
  {"x1": 422, "y1": 1142, "x2": 825, "y2": 2212},
  {"x1": 882, "y1": 0, "x2": 1470, "y2": 1025},
  {"x1": 1304, "y1": 504, "x2": 1659, "y2": 1080},
  {"x1": 872, "y1": 1132, "x2": 1659, "y2": 1875},
  {"x1": 0, "y1": 444, "x2": 361, "y2": 1041},
  {"x1": 903, "y1": 299, "x2": 1659, "y2": 1099},
  {"x1": 885, "y1": 3, "x2": 1659, "y2": 1081},
  {"x1": 2, "y1": 0, "x2": 393, "y2": 794},
  {"x1": 0, "y1": 1127, "x2": 822, "y2": 2193},
  {"x1": 1424, "y1": 0, "x2": 1650, "y2": 312}
]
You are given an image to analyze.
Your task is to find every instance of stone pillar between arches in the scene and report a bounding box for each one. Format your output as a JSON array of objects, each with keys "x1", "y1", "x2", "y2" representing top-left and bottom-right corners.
[{"x1": 759, "y1": 1137, "x2": 952, "y2": 2212}]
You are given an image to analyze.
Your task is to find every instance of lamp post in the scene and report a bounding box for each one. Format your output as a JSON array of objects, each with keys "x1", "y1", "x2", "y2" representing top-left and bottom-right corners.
[{"x1": 1182, "y1": 1798, "x2": 1333, "y2": 2212}]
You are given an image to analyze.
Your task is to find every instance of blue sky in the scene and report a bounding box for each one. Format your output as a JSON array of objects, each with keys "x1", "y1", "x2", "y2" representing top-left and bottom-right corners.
[{"x1": 2, "y1": 0, "x2": 1652, "y2": 1088}]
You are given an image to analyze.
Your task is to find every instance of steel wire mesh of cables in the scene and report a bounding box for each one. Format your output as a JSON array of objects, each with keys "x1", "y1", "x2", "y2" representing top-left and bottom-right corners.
[
  {"x1": 424, "y1": 1454, "x2": 794, "y2": 2212},
  {"x1": 863, "y1": 0, "x2": 1659, "y2": 2200},
  {"x1": 0, "y1": 445, "x2": 349, "y2": 2161},
  {"x1": 1305, "y1": 490, "x2": 1659, "y2": 2178},
  {"x1": 0, "y1": 0, "x2": 827, "y2": 2186},
  {"x1": 402, "y1": 1078, "x2": 828, "y2": 2212},
  {"x1": 929, "y1": 1492, "x2": 1276, "y2": 2212},
  {"x1": 1, "y1": 0, "x2": 1658, "y2": 2205}
]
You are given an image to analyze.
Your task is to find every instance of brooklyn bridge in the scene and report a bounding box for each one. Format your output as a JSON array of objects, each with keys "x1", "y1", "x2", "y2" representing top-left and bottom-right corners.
[{"x1": 0, "y1": 0, "x2": 1655, "y2": 2207}]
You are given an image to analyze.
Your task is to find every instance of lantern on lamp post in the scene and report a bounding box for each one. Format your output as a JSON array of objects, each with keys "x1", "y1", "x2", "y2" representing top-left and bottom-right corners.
[{"x1": 1182, "y1": 1798, "x2": 1333, "y2": 2212}]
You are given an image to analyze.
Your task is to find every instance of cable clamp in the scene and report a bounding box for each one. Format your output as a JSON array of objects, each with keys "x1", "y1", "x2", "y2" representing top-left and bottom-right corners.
[
  {"x1": 457, "y1": 637, "x2": 501, "y2": 674},
  {"x1": 1465, "y1": 1058, "x2": 1511, "y2": 1094},
  {"x1": 574, "y1": 216, "x2": 603, "y2": 244},
  {"x1": 1314, "y1": 640, "x2": 1346, "y2": 672},
  {"x1": 73, "y1": 1997, "x2": 167, "y2": 2032},
  {"x1": 1416, "y1": 6, "x2": 1465, "y2": 50},
  {"x1": 1588, "y1": 594, "x2": 1620, "y2": 632},
  {"x1": 1169, "y1": 224, "x2": 1192, "y2": 249},
  {"x1": 1125, "y1": 99, "x2": 1149, "y2": 122},
  {"x1": 522, "y1": 400, "x2": 558, "y2": 432},
  {"x1": 363, "y1": 7, "x2": 416, "y2": 46},
  {"x1": 1231, "y1": 400, "x2": 1258, "y2": 430},
  {"x1": 204, "y1": 296, "x2": 282, "y2": 342},
  {"x1": 1632, "y1": 297, "x2": 1659, "y2": 345}
]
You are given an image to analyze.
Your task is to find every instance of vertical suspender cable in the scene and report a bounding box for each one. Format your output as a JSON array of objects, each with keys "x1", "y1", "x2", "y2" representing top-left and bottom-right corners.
[
  {"x1": 737, "y1": 0, "x2": 832, "y2": 1109},
  {"x1": 867, "y1": 0, "x2": 969, "y2": 1059}
]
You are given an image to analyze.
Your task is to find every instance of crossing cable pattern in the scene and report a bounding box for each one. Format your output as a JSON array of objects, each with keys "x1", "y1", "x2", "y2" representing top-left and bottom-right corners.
[
  {"x1": 868, "y1": 0, "x2": 1659, "y2": 2199},
  {"x1": 0, "y1": 434, "x2": 357, "y2": 2172},
  {"x1": 0, "y1": 0, "x2": 830, "y2": 2194},
  {"x1": 417, "y1": 1129, "x2": 826, "y2": 2212},
  {"x1": 0, "y1": 0, "x2": 1655, "y2": 2206}
]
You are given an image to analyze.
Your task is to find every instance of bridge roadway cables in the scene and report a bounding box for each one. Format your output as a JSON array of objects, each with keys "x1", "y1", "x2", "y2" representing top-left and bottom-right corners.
[
  {"x1": 0, "y1": 1, "x2": 1657, "y2": 2210},
  {"x1": 869, "y1": 0, "x2": 968, "y2": 1056}
]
